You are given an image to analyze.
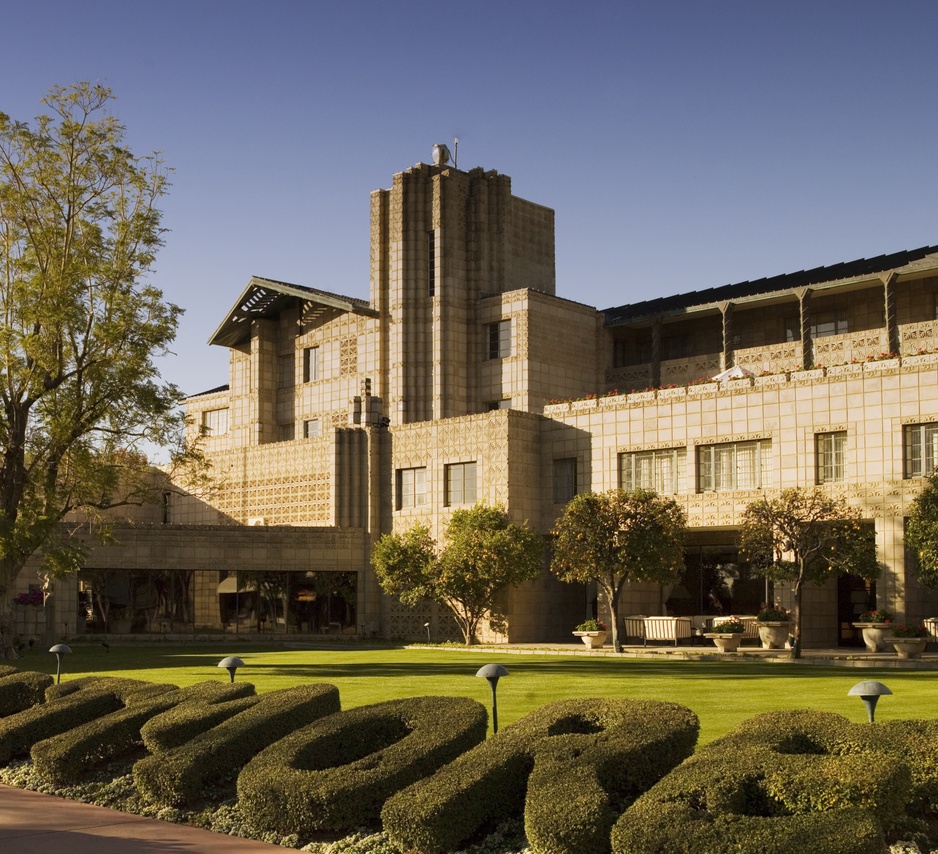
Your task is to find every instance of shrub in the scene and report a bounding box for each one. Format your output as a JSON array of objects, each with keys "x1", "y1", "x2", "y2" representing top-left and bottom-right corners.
[
  {"x1": 140, "y1": 682, "x2": 257, "y2": 753},
  {"x1": 610, "y1": 709, "x2": 911, "y2": 853},
  {"x1": 382, "y1": 698, "x2": 699, "y2": 854},
  {"x1": 0, "y1": 677, "x2": 151, "y2": 763},
  {"x1": 0, "y1": 665, "x2": 18, "y2": 680},
  {"x1": 238, "y1": 695, "x2": 487, "y2": 834},
  {"x1": 133, "y1": 683, "x2": 340, "y2": 807},
  {"x1": 0, "y1": 670, "x2": 53, "y2": 718},
  {"x1": 31, "y1": 681, "x2": 253, "y2": 784}
]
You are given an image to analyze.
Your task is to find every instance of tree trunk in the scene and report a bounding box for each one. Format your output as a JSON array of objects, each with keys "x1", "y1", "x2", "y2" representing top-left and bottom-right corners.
[
  {"x1": 602, "y1": 582, "x2": 623, "y2": 653},
  {"x1": 789, "y1": 578, "x2": 804, "y2": 660}
]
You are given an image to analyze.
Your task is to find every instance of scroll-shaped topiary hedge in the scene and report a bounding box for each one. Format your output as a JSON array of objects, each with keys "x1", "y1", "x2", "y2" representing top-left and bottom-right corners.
[
  {"x1": 238, "y1": 695, "x2": 488, "y2": 835},
  {"x1": 0, "y1": 676, "x2": 153, "y2": 764},
  {"x1": 611, "y1": 709, "x2": 913, "y2": 854},
  {"x1": 31, "y1": 681, "x2": 255, "y2": 785},
  {"x1": 382, "y1": 698, "x2": 699, "y2": 854},
  {"x1": 0, "y1": 670, "x2": 53, "y2": 718},
  {"x1": 140, "y1": 682, "x2": 257, "y2": 753},
  {"x1": 133, "y1": 682, "x2": 340, "y2": 807}
]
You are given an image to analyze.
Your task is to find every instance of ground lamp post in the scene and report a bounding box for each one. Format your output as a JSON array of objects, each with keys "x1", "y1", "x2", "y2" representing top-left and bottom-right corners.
[
  {"x1": 48, "y1": 643, "x2": 71, "y2": 684},
  {"x1": 424, "y1": 622, "x2": 431, "y2": 643},
  {"x1": 475, "y1": 663, "x2": 509, "y2": 734},
  {"x1": 849, "y1": 680, "x2": 892, "y2": 723},
  {"x1": 218, "y1": 656, "x2": 245, "y2": 683}
]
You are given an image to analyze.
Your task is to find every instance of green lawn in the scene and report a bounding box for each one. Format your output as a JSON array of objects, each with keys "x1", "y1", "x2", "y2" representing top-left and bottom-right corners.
[{"x1": 18, "y1": 642, "x2": 937, "y2": 745}]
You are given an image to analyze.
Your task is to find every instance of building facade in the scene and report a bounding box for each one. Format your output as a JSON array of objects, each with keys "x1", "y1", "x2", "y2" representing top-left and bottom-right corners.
[{"x1": 15, "y1": 150, "x2": 938, "y2": 646}]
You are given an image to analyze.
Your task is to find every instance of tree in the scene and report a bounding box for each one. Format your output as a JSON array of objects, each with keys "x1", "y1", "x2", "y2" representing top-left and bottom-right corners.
[
  {"x1": 739, "y1": 488, "x2": 879, "y2": 659},
  {"x1": 905, "y1": 474, "x2": 938, "y2": 589},
  {"x1": 0, "y1": 84, "x2": 189, "y2": 658},
  {"x1": 371, "y1": 504, "x2": 543, "y2": 645},
  {"x1": 550, "y1": 489, "x2": 687, "y2": 652}
]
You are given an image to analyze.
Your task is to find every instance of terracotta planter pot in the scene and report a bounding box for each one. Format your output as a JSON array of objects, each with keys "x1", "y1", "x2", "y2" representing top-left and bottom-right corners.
[
  {"x1": 572, "y1": 630, "x2": 607, "y2": 649},
  {"x1": 890, "y1": 637, "x2": 927, "y2": 659},
  {"x1": 757, "y1": 621, "x2": 792, "y2": 650},
  {"x1": 852, "y1": 622, "x2": 891, "y2": 653},
  {"x1": 704, "y1": 632, "x2": 742, "y2": 653}
]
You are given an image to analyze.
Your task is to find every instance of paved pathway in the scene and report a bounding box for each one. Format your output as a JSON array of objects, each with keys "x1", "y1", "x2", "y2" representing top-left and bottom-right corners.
[{"x1": 0, "y1": 784, "x2": 285, "y2": 853}]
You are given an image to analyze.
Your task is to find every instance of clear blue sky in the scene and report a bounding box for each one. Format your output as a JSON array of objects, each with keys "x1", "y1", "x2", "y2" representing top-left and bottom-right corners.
[{"x1": 4, "y1": 1, "x2": 938, "y2": 399}]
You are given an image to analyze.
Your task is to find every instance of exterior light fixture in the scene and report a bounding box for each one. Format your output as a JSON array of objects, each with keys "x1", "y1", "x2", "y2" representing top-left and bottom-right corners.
[
  {"x1": 48, "y1": 643, "x2": 72, "y2": 684},
  {"x1": 218, "y1": 656, "x2": 245, "y2": 683},
  {"x1": 424, "y1": 622, "x2": 431, "y2": 643},
  {"x1": 475, "y1": 663, "x2": 509, "y2": 734},
  {"x1": 848, "y1": 680, "x2": 892, "y2": 723}
]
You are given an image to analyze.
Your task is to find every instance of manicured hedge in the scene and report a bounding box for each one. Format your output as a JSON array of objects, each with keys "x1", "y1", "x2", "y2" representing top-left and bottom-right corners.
[
  {"x1": 140, "y1": 682, "x2": 257, "y2": 753},
  {"x1": 382, "y1": 698, "x2": 699, "y2": 854},
  {"x1": 611, "y1": 709, "x2": 908, "y2": 854},
  {"x1": 31, "y1": 681, "x2": 253, "y2": 784},
  {"x1": 133, "y1": 683, "x2": 340, "y2": 807},
  {"x1": 0, "y1": 665, "x2": 17, "y2": 680},
  {"x1": 0, "y1": 677, "x2": 151, "y2": 764},
  {"x1": 0, "y1": 670, "x2": 53, "y2": 718},
  {"x1": 238, "y1": 695, "x2": 487, "y2": 834}
]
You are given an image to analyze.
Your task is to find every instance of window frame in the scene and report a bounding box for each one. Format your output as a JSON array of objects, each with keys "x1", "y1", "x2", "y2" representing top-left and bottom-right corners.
[
  {"x1": 444, "y1": 461, "x2": 478, "y2": 507},
  {"x1": 904, "y1": 423, "x2": 938, "y2": 478},
  {"x1": 486, "y1": 320, "x2": 511, "y2": 360},
  {"x1": 303, "y1": 419, "x2": 320, "y2": 439},
  {"x1": 816, "y1": 431, "x2": 847, "y2": 484},
  {"x1": 200, "y1": 408, "x2": 229, "y2": 437},
  {"x1": 396, "y1": 467, "x2": 428, "y2": 509},
  {"x1": 697, "y1": 439, "x2": 771, "y2": 492},
  {"x1": 303, "y1": 346, "x2": 320, "y2": 383},
  {"x1": 618, "y1": 447, "x2": 686, "y2": 495}
]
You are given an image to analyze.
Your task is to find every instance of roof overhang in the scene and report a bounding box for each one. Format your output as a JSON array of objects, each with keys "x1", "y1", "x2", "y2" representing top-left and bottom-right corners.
[{"x1": 209, "y1": 276, "x2": 376, "y2": 348}]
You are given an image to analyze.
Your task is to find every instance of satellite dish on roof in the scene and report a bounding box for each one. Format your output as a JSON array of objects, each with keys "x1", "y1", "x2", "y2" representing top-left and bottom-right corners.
[{"x1": 432, "y1": 144, "x2": 451, "y2": 166}]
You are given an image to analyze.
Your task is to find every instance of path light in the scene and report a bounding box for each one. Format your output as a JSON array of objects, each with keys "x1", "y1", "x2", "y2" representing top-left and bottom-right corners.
[
  {"x1": 218, "y1": 656, "x2": 245, "y2": 683},
  {"x1": 424, "y1": 622, "x2": 431, "y2": 643},
  {"x1": 48, "y1": 643, "x2": 71, "y2": 684},
  {"x1": 849, "y1": 680, "x2": 892, "y2": 723},
  {"x1": 475, "y1": 663, "x2": 509, "y2": 734}
]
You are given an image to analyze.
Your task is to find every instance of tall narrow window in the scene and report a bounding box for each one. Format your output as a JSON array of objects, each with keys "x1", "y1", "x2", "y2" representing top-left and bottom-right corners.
[
  {"x1": 904, "y1": 423, "x2": 938, "y2": 478},
  {"x1": 553, "y1": 458, "x2": 577, "y2": 503},
  {"x1": 486, "y1": 320, "x2": 511, "y2": 360},
  {"x1": 303, "y1": 346, "x2": 320, "y2": 382},
  {"x1": 816, "y1": 432, "x2": 847, "y2": 483},
  {"x1": 445, "y1": 462, "x2": 477, "y2": 506},
  {"x1": 200, "y1": 408, "x2": 228, "y2": 436},
  {"x1": 697, "y1": 440, "x2": 771, "y2": 492},
  {"x1": 618, "y1": 448, "x2": 686, "y2": 494},
  {"x1": 427, "y1": 230, "x2": 436, "y2": 297},
  {"x1": 397, "y1": 467, "x2": 428, "y2": 509}
]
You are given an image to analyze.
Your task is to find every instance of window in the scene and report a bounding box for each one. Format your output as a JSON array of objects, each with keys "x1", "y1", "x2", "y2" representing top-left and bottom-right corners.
[
  {"x1": 486, "y1": 320, "x2": 511, "y2": 360},
  {"x1": 619, "y1": 448, "x2": 686, "y2": 494},
  {"x1": 200, "y1": 408, "x2": 228, "y2": 436},
  {"x1": 487, "y1": 399, "x2": 511, "y2": 411},
  {"x1": 905, "y1": 423, "x2": 938, "y2": 478},
  {"x1": 785, "y1": 310, "x2": 848, "y2": 342},
  {"x1": 303, "y1": 419, "x2": 320, "y2": 439},
  {"x1": 445, "y1": 462, "x2": 477, "y2": 506},
  {"x1": 553, "y1": 458, "x2": 577, "y2": 503},
  {"x1": 303, "y1": 346, "x2": 320, "y2": 382},
  {"x1": 697, "y1": 440, "x2": 771, "y2": 492},
  {"x1": 663, "y1": 336, "x2": 687, "y2": 360},
  {"x1": 397, "y1": 467, "x2": 428, "y2": 509},
  {"x1": 427, "y1": 230, "x2": 436, "y2": 297},
  {"x1": 816, "y1": 432, "x2": 847, "y2": 484}
]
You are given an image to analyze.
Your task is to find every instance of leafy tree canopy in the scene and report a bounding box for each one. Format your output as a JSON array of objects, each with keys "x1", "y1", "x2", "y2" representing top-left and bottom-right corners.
[
  {"x1": 0, "y1": 83, "x2": 194, "y2": 657},
  {"x1": 739, "y1": 488, "x2": 878, "y2": 658},
  {"x1": 551, "y1": 489, "x2": 687, "y2": 651},
  {"x1": 906, "y1": 474, "x2": 938, "y2": 589},
  {"x1": 371, "y1": 504, "x2": 543, "y2": 644}
]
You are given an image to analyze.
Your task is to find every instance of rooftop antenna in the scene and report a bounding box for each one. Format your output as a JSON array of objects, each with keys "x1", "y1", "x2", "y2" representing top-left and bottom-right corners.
[{"x1": 454, "y1": 137, "x2": 458, "y2": 169}]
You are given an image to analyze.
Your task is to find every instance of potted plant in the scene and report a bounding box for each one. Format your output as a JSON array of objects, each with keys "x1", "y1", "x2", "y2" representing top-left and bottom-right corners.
[
  {"x1": 887, "y1": 623, "x2": 929, "y2": 659},
  {"x1": 756, "y1": 605, "x2": 792, "y2": 650},
  {"x1": 572, "y1": 619, "x2": 607, "y2": 649},
  {"x1": 852, "y1": 609, "x2": 894, "y2": 653},
  {"x1": 704, "y1": 618, "x2": 745, "y2": 653}
]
